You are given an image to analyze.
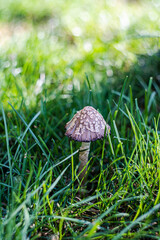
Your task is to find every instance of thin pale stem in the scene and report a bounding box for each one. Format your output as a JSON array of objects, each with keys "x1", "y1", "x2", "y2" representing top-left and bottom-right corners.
[{"x1": 79, "y1": 142, "x2": 90, "y2": 184}]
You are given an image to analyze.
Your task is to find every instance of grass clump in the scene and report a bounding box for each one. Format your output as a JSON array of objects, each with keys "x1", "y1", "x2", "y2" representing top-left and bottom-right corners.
[
  {"x1": 0, "y1": 82, "x2": 160, "y2": 239},
  {"x1": 0, "y1": 0, "x2": 160, "y2": 239}
]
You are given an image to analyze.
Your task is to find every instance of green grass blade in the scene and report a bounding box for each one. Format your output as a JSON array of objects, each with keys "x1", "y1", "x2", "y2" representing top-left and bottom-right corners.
[
  {"x1": 2, "y1": 105, "x2": 13, "y2": 188},
  {"x1": 112, "y1": 203, "x2": 160, "y2": 240},
  {"x1": 9, "y1": 102, "x2": 49, "y2": 160},
  {"x1": 14, "y1": 111, "x2": 41, "y2": 159},
  {"x1": 114, "y1": 76, "x2": 128, "y2": 120}
]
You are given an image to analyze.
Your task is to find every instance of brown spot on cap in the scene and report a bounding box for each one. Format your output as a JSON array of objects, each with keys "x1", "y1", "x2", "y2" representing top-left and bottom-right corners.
[{"x1": 65, "y1": 106, "x2": 110, "y2": 142}]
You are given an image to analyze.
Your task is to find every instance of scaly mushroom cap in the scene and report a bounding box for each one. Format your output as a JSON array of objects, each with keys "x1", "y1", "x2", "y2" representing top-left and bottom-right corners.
[{"x1": 65, "y1": 106, "x2": 110, "y2": 142}]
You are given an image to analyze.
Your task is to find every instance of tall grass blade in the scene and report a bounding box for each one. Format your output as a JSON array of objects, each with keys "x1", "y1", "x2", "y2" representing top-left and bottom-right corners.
[
  {"x1": 9, "y1": 102, "x2": 49, "y2": 160},
  {"x1": 2, "y1": 105, "x2": 13, "y2": 188}
]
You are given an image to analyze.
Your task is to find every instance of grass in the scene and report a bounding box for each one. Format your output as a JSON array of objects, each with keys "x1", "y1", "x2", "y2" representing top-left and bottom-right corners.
[{"x1": 0, "y1": 0, "x2": 160, "y2": 239}]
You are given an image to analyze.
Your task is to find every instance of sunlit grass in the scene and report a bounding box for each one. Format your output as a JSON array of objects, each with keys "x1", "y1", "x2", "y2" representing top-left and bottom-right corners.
[
  {"x1": 0, "y1": 0, "x2": 160, "y2": 239},
  {"x1": 0, "y1": 0, "x2": 160, "y2": 107}
]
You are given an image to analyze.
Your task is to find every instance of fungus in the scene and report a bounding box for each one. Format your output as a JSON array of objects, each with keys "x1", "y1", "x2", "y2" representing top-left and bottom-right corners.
[{"x1": 65, "y1": 106, "x2": 110, "y2": 184}]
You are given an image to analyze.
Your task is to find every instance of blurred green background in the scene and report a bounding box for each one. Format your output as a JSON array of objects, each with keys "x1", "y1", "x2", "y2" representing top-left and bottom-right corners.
[{"x1": 0, "y1": 0, "x2": 160, "y2": 108}]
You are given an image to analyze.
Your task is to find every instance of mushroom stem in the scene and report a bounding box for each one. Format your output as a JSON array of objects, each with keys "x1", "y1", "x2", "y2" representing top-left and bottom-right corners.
[{"x1": 78, "y1": 142, "x2": 90, "y2": 183}]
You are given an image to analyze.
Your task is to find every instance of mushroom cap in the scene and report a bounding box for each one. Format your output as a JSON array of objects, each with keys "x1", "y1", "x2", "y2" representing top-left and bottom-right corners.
[{"x1": 65, "y1": 106, "x2": 110, "y2": 142}]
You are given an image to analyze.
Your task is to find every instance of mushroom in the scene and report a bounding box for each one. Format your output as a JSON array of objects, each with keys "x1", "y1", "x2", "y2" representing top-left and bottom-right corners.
[{"x1": 65, "y1": 106, "x2": 110, "y2": 184}]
